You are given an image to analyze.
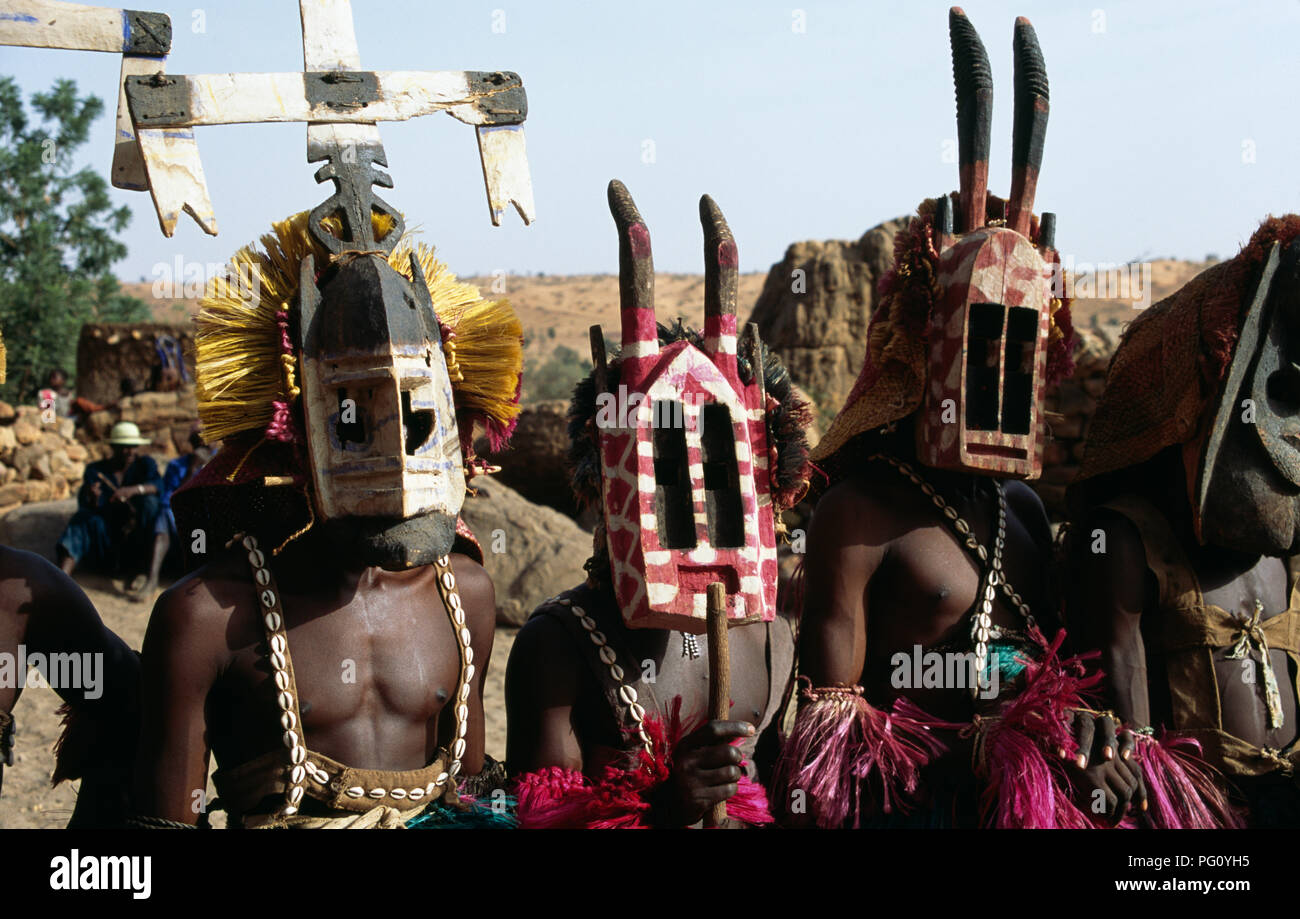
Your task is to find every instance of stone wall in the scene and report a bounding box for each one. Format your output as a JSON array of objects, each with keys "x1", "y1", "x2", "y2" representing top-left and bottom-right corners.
[
  {"x1": 79, "y1": 387, "x2": 200, "y2": 463},
  {"x1": 0, "y1": 386, "x2": 200, "y2": 515},
  {"x1": 0, "y1": 405, "x2": 86, "y2": 513}
]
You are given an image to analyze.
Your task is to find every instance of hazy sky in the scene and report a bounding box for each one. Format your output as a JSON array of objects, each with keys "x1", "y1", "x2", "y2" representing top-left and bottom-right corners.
[{"x1": 2, "y1": 0, "x2": 1297, "y2": 285}]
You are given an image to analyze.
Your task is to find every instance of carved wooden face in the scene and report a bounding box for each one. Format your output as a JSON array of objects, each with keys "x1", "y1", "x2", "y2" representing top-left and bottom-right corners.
[
  {"x1": 1195, "y1": 239, "x2": 1300, "y2": 555},
  {"x1": 599, "y1": 340, "x2": 778, "y2": 633},
  {"x1": 916, "y1": 226, "x2": 1053, "y2": 478},
  {"x1": 298, "y1": 255, "x2": 465, "y2": 552}
]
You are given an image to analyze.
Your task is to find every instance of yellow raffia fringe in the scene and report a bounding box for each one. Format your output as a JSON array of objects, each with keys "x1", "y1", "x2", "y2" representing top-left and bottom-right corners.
[
  {"x1": 195, "y1": 211, "x2": 523, "y2": 445},
  {"x1": 0, "y1": 327, "x2": 6, "y2": 384}
]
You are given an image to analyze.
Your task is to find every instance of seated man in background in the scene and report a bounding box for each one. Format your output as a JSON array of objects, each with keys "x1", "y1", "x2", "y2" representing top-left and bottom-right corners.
[{"x1": 56, "y1": 421, "x2": 161, "y2": 594}]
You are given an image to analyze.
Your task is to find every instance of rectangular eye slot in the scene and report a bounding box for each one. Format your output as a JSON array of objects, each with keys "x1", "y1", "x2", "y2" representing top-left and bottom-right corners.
[
  {"x1": 652, "y1": 400, "x2": 696, "y2": 550},
  {"x1": 401, "y1": 389, "x2": 435, "y2": 456},
  {"x1": 701, "y1": 402, "x2": 744, "y2": 548},
  {"x1": 1001, "y1": 306, "x2": 1038, "y2": 435},
  {"x1": 336, "y1": 388, "x2": 366, "y2": 445},
  {"x1": 965, "y1": 303, "x2": 1004, "y2": 431}
]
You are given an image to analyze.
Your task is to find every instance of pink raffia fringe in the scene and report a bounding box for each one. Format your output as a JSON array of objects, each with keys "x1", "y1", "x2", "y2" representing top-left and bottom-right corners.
[
  {"x1": 1130, "y1": 733, "x2": 1243, "y2": 829},
  {"x1": 513, "y1": 697, "x2": 773, "y2": 828},
  {"x1": 973, "y1": 630, "x2": 1240, "y2": 828},
  {"x1": 770, "y1": 631, "x2": 1240, "y2": 829},
  {"x1": 771, "y1": 679, "x2": 948, "y2": 828},
  {"x1": 974, "y1": 630, "x2": 1099, "y2": 828}
]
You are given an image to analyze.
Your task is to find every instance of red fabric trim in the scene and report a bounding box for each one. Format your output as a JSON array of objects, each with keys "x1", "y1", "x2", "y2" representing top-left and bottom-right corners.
[{"x1": 512, "y1": 698, "x2": 773, "y2": 828}]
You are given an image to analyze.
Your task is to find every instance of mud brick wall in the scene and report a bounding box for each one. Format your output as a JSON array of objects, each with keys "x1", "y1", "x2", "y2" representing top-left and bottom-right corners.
[{"x1": 76, "y1": 323, "x2": 195, "y2": 406}]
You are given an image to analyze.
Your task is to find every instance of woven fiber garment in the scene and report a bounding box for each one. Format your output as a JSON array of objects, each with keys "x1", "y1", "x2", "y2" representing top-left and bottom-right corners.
[{"x1": 1078, "y1": 215, "x2": 1300, "y2": 484}]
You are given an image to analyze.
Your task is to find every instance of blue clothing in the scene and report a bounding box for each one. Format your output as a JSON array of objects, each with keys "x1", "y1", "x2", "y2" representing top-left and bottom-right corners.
[
  {"x1": 74, "y1": 457, "x2": 162, "y2": 512},
  {"x1": 155, "y1": 455, "x2": 199, "y2": 536},
  {"x1": 59, "y1": 456, "x2": 163, "y2": 571},
  {"x1": 159, "y1": 455, "x2": 194, "y2": 512}
]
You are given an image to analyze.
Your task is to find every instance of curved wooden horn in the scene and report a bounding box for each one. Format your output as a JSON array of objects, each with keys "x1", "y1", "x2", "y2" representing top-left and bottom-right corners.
[
  {"x1": 700, "y1": 194, "x2": 739, "y2": 372},
  {"x1": 1008, "y1": 16, "x2": 1049, "y2": 238},
  {"x1": 949, "y1": 7, "x2": 992, "y2": 233},
  {"x1": 607, "y1": 179, "x2": 658, "y2": 366}
]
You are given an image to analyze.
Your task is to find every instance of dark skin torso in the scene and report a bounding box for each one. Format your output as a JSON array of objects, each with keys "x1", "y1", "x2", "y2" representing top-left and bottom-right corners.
[
  {"x1": 801, "y1": 466, "x2": 1056, "y2": 723},
  {"x1": 803, "y1": 463, "x2": 1149, "y2": 822},
  {"x1": 133, "y1": 535, "x2": 494, "y2": 824},
  {"x1": 0, "y1": 546, "x2": 139, "y2": 824},
  {"x1": 507, "y1": 598, "x2": 771, "y2": 771},
  {"x1": 1078, "y1": 509, "x2": 1298, "y2": 751},
  {"x1": 506, "y1": 579, "x2": 776, "y2": 826}
]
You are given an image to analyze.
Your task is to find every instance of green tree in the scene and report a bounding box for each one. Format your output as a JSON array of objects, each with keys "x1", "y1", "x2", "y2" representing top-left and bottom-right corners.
[
  {"x1": 0, "y1": 76, "x2": 146, "y2": 403},
  {"x1": 524, "y1": 344, "x2": 589, "y2": 403}
]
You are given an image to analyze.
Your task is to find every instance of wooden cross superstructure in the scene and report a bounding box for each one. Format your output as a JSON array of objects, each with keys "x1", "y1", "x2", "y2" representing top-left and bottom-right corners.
[
  {"x1": 0, "y1": 0, "x2": 172, "y2": 192},
  {"x1": 118, "y1": 0, "x2": 534, "y2": 239}
]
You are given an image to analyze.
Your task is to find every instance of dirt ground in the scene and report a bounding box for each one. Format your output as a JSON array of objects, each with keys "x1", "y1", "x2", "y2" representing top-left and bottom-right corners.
[{"x1": 0, "y1": 571, "x2": 517, "y2": 829}]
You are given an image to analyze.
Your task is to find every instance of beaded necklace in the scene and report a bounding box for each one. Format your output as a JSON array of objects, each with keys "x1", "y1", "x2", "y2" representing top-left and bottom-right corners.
[{"x1": 871, "y1": 454, "x2": 1037, "y2": 695}]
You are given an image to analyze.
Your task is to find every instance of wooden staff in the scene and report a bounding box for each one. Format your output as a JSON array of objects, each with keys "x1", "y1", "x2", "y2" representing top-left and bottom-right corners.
[
  {"x1": 92, "y1": 470, "x2": 123, "y2": 492},
  {"x1": 705, "y1": 581, "x2": 730, "y2": 829},
  {"x1": 92, "y1": 469, "x2": 139, "y2": 534}
]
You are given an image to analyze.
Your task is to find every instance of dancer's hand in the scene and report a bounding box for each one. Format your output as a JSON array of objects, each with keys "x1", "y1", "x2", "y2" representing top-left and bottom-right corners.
[
  {"x1": 1064, "y1": 710, "x2": 1147, "y2": 825},
  {"x1": 651, "y1": 720, "x2": 753, "y2": 827}
]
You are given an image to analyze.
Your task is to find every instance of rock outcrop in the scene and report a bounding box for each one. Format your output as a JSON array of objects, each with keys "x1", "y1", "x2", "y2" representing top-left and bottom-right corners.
[
  {"x1": 458, "y1": 479, "x2": 592, "y2": 627},
  {"x1": 749, "y1": 217, "x2": 909, "y2": 418},
  {"x1": 0, "y1": 498, "x2": 76, "y2": 560},
  {"x1": 483, "y1": 400, "x2": 577, "y2": 518}
]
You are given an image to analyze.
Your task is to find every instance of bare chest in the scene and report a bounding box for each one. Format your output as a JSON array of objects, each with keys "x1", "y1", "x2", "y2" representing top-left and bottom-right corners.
[
  {"x1": 637, "y1": 623, "x2": 774, "y2": 727},
  {"x1": 212, "y1": 582, "x2": 460, "y2": 761},
  {"x1": 573, "y1": 616, "x2": 778, "y2": 763},
  {"x1": 869, "y1": 511, "x2": 1048, "y2": 651}
]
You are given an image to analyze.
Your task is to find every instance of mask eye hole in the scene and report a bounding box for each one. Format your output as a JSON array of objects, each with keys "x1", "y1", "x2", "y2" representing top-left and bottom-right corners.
[
  {"x1": 652, "y1": 399, "x2": 696, "y2": 550},
  {"x1": 1266, "y1": 363, "x2": 1300, "y2": 413},
  {"x1": 402, "y1": 390, "x2": 435, "y2": 456},
  {"x1": 336, "y1": 388, "x2": 366, "y2": 445},
  {"x1": 701, "y1": 403, "x2": 743, "y2": 548},
  {"x1": 965, "y1": 303, "x2": 1004, "y2": 431},
  {"x1": 1000, "y1": 307, "x2": 1038, "y2": 435}
]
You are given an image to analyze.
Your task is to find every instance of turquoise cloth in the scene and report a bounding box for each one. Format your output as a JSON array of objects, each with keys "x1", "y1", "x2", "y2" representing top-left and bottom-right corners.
[
  {"x1": 406, "y1": 796, "x2": 518, "y2": 829},
  {"x1": 985, "y1": 637, "x2": 1032, "y2": 686}
]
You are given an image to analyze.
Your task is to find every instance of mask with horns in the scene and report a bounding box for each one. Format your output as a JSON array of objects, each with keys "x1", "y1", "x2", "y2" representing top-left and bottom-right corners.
[
  {"x1": 583, "y1": 181, "x2": 812, "y2": 633},
  {"x1": 916, "y1": 10, "x2": 1060, "y2": 479},
  {"x1": 809, "y1": 9, "x2": 1073, "y2": 484}
]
